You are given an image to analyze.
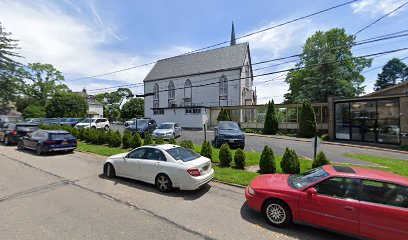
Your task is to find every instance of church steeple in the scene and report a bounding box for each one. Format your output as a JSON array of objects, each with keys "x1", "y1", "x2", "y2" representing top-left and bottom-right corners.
[{"x1": 230, "y1": 21, "x2": 236, "y2": 46}]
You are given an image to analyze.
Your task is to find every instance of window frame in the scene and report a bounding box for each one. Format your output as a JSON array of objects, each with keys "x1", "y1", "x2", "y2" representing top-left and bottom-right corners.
[
  {"x1": 184, "y1": 79, "x2": 192, "y2": 106},
  {"x1": 142, "y1": 147, "x2": 167, "y2": 162},
  {"x1": 311, "y1": 176, "x2": 361, "y2": 201},
  {"x1": 168, "y1": 81, "x2": 175, "y2": 100},
  {"x1": 219, "y1": 75, "x2": 228, "y2": 96},
  {"x1": 360, "y1": 179, "x2": 408, "y2": 210},
  {"x1": 127, "y1": 147, "x2": 148, "y2": 159}
]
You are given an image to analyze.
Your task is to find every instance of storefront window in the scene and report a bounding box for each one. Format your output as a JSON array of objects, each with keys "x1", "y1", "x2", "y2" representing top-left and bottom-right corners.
[
  {"x1": 335, "y1": 103, "x2": 350, "y2": 140},
  {"x1": 377, "y1": 99, "x2": 400, "y2": 144}
]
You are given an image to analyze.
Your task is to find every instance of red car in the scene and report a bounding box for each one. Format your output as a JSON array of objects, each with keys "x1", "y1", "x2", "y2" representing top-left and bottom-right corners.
[{"x1": 245, "y1": 165, "x2": 408, "y2": 240}]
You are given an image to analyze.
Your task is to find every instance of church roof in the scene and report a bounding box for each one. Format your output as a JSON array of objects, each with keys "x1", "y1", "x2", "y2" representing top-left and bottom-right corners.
[{"x1": 144, "y1": 42, "x2": 249, "y2": 82}]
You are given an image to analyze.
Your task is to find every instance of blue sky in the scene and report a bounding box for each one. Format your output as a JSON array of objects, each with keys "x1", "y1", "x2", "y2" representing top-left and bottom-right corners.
[{"x1": 1, "y1": 0, "x2": 407, "y2": 103}]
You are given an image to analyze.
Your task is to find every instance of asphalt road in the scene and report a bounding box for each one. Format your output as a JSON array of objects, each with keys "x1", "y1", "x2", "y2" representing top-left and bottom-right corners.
[
  {"x1": 111, "y1": 124, "x2": 408, "y2": 166},
  {"x1": 0, "y1": 145, "x2": 355, "y2": 240}
]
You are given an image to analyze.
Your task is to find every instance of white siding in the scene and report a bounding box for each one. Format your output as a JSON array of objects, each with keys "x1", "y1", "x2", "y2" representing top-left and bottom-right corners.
[{"x1": 88, "y1": 104, "x2": 104, "y2": 118}]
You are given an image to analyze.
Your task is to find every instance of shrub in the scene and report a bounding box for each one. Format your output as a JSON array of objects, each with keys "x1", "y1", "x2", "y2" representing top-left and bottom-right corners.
[
  {"x1": 219, "y1": 143, "x2": 232, "y2": 167},
  {"x1": 122, "y1": 130, "x2": 133, "y2": 149},
  {"x1": 263, "y1": 100, "x2": 279, "y2": 135},
  {"x1": 78, "y1": 128, "x2": 85, "y2": 140},
  {"x1": 155, "y1": 136, "x2": 165, "y2": 145},
  {"x1": 320, "y1": 134, "x2": 329, "y2": 141},
  {"x1": 299, "y1": 100, "x2": 317, "y2": 138},
  {"x1": 70, "y1": 127, "x2": 79, "y2": 139},
  {"x1": 259, "y1": 146, "x2": 276, "y2": 174},
  {"x1": 234, "y1": 148, "x2": 246, "y2": 169},
  {"x1": 180, "y1": 140, "x2": 194, "y2": 150},
  {"x1": 130, "y1": 133, "x2": 142, "y2": 148},
  {"x1": 106, "y1": 129, "x2": 114, "y2": 146},
  {"x1": 200, "y1": 140, "x2": 213, "y2": 161},
  {"x1": 280, "y1": 147, "x2": 300, "y2": 174},
  {"x1": 402, "y1": 145, "x2": 408, "y2": 151},
  {"x1": 109, "y1": 130, "x2": 122, "y2": 147},
  {"x1": 97, "y1": 129, "x2": 107, "y2": 145},
  {"x1": 312, "y1": 151, "x2": 331, "y2": 168},
  {"x1": 169, "y1": 137, "x2": 177, "y2": 145},
  {"x1": 88, "y1": 129, "x2": 99, "y2": 144},
  {"x1": 144, "y1": 132, "x2": 153, "y2": 145}
]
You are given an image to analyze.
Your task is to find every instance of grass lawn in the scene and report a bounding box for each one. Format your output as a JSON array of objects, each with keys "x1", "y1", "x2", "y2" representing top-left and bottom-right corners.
[
  {"x1": 342, "y1": 153, "x2": 408, "y2": 177},
  {"x1": 77, "y1": 142, "x2": 128, "y2": 156}
]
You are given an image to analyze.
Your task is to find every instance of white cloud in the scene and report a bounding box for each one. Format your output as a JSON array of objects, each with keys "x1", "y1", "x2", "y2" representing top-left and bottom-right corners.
[
  {"x1": 0, "y1": 0, "x2": 192, "y2": 92},
  {"x1": 351, "y1": 0, "x2": 407, "y2": 16}
]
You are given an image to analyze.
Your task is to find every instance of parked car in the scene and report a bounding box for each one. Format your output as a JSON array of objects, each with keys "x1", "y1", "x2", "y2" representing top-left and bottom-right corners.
[
  {"x1": 213, "y1": 121, "x2": 245, "y2": 148},
  {"x1": 245, "y1": 165, "x2": 408, "y2": 240},
  {"x1": 75, "y1": 118, "x2": 110, "y2": 130},
  {"x1": 124, "y1": 118, "x2": 137, "y2": 127},
  {"x1": 27, "y1": 118, "x2": 46, "y2": 124},
  {"x1": 152, "y1": 122, "x2": 182, "y2": 140},
  {"x1": 103, "y1": 144, "x2": 214, "y2": 192},
  {"x1": 0, "y1": 123, "x2": 39, "y2": 145},
  {"x1": 42, "y1": 118, "x2": 61, "y2": 126},
  {"x1": 17, "y1": 130, "x2": 77, "y2": 155},
  {"x1": 60, "y1": 118, "x2": 83, "y2": 127},
  {"x1": 125, "y1": 118, "x2": 157, "y2": 137}
]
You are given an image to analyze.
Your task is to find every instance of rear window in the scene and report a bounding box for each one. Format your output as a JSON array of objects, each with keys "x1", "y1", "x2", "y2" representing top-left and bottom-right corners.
[
  {"x1": 50, "y1": 133, "x2": 74, "y2": 140},
  {"x1": 16, "y1": 125, "x2": 39, "y2": 132},
  {"x1": 166, "y1": 147, "x2": 200, "y2": 162}
]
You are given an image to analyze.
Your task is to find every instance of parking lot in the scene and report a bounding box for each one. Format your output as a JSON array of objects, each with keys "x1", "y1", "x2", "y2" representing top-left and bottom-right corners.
[
  {"x1": 111, "y1": 124, "x2": 408, "y2": 167},
  {"x1": 0, "y1": 145, "x2": 355, "y2": 240}
]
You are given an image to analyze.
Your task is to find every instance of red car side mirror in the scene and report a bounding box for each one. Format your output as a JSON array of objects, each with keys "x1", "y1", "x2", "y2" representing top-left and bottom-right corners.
[{"x1": 306, "y1": 187, "x2": 317, "y2": 196}]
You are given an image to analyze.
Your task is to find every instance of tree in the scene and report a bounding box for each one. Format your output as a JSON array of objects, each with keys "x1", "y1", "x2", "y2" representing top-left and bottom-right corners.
[
  {"x1": 22, "y1": 105, "x2": 45, "y2": 118},
  {"x1": 144, "y1": 133, "x2": 153, "y2": 145},
  {"x1": 312, "y1": 151, "x2": 331, "y2": 168},
  {"x1": 298, "y1": 100, "x2": 317, "y2": 138},
  {"x1": 263, "y1": 100, "x2": 279, "y2": 135},
  {"x1": 180, "y1": 140, "x2": 194, "y2": 150},
  {"x1": 200, "y1": 140, "x2": 213, "y2": 161},
  {"x1": 95, "y1": 88, "x2": 134, "y2": 121},
  {"x1": 18, "y1": 63, "x2": 69, "y2": 105},
  {"x1": 120, "y1": 98, "x2": 144, "y2": 120},
  {"x1": 45, "y1": 92, "x2": 88, "y2": 118},
  {"x1": 374, "y1": 58, "x2": 408, "y2": 91},
  {"x1": 259, "y1": 145, "x2": 276, "y2": 174},
  {"x1": 122, "y1": 130, "x2": 133, "y2": 149},
  {"x1": 217, "y1": 107, "x2": 231, "y2": 121},
  {"x1": 234, "y1": 148, "x2": 246, "y2": 169},
  {"x1": 0, "y1": 22, "x2": 22, "y2": 107},
  {"x1": 284, "y1": 28, "x2": 372, "y2": 103},
  {"x1": 280, "y1": 147, "x2": 300, "y2": 174},
  {"x1": 219, "y1": 143, "x2": 232, "y2": 167}
]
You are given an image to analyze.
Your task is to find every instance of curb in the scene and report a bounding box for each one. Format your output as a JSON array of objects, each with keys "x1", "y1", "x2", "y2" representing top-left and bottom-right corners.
[
  {"x1": 212, "y1": 179, "x2": 246, "y2": 189},
  {"x1": 245, "y1": 133, "x2": 408, "y2": 155}
]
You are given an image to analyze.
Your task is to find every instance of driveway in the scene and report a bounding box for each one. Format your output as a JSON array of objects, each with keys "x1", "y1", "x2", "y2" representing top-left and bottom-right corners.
[
  {"x1": 111, "y1": 124, "x2": 407, "y2": 166},
  {"x1": 0, "y1": 145, "x2": 354, "y2": 240}
]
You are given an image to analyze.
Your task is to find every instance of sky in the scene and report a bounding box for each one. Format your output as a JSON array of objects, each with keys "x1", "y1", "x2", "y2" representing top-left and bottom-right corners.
[{"x1": 1, "y1": 0, "x2": 407, "y2": 103}]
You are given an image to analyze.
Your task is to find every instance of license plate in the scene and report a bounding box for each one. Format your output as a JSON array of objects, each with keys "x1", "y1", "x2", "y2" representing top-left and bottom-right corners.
[{"x1": 62, "y1": 142, "x2": 68, "y2": 145}]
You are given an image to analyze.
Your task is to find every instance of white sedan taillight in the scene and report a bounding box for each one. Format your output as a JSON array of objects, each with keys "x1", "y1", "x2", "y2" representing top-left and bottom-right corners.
[{"x1": 187, "y1": 169, "x2": 201, "y2": 177}]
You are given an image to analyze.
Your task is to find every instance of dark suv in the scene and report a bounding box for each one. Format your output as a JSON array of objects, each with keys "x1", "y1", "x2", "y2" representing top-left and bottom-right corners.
[
  {"x1": 125, "y1": 118, "x2": 157, "y2": 138},
  {"x1": 0, "y1": 123, "x2": 39, "y2": 145},
  {"x1": 213, "y1": 121, "x2": 245, "y2": 149},
  {"x1": 18, "y1": 130, "x2": 77, "y2": 155}
]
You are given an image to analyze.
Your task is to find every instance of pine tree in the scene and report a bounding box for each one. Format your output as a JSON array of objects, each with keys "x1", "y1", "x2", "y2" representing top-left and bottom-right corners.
[
  {"x1": 263, "y1": 100, "x2": 279, "y2": 135},
  {"x1": 374, "y1": 58, "x2": 408, "y2": 91},
  {"x1": 217, "y1": 108, "x2": 231, "y2": 121},
  {"x1": 298, "y1": 100, "x2": 316, "y2": 138}
]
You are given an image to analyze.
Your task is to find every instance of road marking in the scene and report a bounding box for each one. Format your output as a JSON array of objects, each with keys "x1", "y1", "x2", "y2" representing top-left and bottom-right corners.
[
  {"x1": 249, "y1": 146, "x2": 256, "y2": 152},
  {"x1": 297, "y1": 153, "x2": 312, "y2": 160}
]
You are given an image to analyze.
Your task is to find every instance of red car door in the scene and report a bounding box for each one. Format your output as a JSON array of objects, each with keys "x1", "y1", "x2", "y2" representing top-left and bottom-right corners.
[
  {"x1": 299, "y1": 177, "x2": 360, "y2": 235},
  {"x1": 359, "y1": 180, "x2": 408, "y2": 240}
]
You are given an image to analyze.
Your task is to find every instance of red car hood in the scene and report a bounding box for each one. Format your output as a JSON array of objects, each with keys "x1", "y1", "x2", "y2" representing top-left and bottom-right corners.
[{"x1": 250, "y1": 174, "x2": 294, "y2": 192}]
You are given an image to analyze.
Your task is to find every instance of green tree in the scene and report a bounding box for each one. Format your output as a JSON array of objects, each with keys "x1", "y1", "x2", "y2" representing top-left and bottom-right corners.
[
  {"x1": 374, "y1": 58, "x2": 408, "y2": 91},
  {"x1": 120, "y1": 98, "x2": 144, "y2": 120},
  {"x1": 22, "y1": 105, "x2": 46, "y2": 118},
  {"x1": 155, "y1": 136, "x2": 165, "y2": 144},
  {"x1": 144, "y1": 132, "x2": 153, "y2": 145},
  {"x1": 298, "y1": 100, "x2": 317, "y2": 138},
  {"x1": 217, "y1": 107, "x2": 231, "y2": 122},
  {"x1": 312, "y1": 151, "x2": 331, "y2": 168},
  {"x1": 259, "y1": 145, "x2": 276, "y2": 174},
  {"x1": 122, "y1": 130, "x2": 133, "y2": 149},
  {"x1": 219, "y1": 143, "x2": 232, "y2": 167},
  {"x1": 169, "y1": 137, "x2": 177, "y2": 144},
  {"x1": 180, "y1": 140, "x2": 194, "y2": 150},
  {"x1": 18, "y1": 63, "x2": 69, "y2": 105},
  {"x1": 280, "y1": 147, "x2": 300, "y2": 174},
  {"x1": 263, "y1": 100, "x2": 279, "y2": 135},
  {"x1": 200, "y1": 140, "x2": 213, "y2": 161},
  {"x1": 284, "y1": 28, "x2": 372, "y2": 103},
  {"x1": 94, "y1": 88, "x2": 134, "y2": 121},
  {"x1": 234, "y1": 148, "x2": 246, "y2": 169},
  {"x1": 45, "y1": 92, "x2": 88, "y2": 118},
  {"x1": 0, "y1": 22, "x2": 22, "y2": 107},
  {"x1": 130, "y1": 133, "x2": 142, "y2": 148}
]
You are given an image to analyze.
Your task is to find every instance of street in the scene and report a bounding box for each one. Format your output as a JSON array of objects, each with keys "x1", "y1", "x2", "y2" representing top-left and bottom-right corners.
[
  {"x1": 0, "y1": 145, "x2": 354, "y2": 240},
  {"x1": 111, "y1": 124, "x2": 408, "y2": 166}
]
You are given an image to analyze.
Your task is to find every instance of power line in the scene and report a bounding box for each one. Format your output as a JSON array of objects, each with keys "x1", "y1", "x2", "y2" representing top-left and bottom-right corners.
[
  {"x1": 87, "y1": 30, "x2": 408, "y2": 93},
  {"x1": 67, "y1": 0, "x2": 357, "y2": 82},
  {"x1": 354, "y1": 1, "x2": 408, "y2": 35}
]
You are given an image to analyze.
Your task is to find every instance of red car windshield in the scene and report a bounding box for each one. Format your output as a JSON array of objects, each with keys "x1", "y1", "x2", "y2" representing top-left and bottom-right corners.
[{"x1": 289, "y1": 167, "x2": 329, "y2": 190}]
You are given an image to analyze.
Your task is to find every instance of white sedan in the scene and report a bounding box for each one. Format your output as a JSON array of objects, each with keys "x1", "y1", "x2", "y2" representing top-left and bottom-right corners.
[{"x1": 103, "y1": 144, "x2": 214, "y2": 192}]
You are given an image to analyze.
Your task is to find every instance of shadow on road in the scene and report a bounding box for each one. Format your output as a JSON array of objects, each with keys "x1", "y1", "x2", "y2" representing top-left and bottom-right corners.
[
  {"x1": 98, "y1": 174, "x2": 211, "y2": 201},
  {"x1": 239, "y1": 202, "x2": 357, "y2": 240},
  {"x1": 16, "y1": 148, "x2": 75, "y2": 157}
]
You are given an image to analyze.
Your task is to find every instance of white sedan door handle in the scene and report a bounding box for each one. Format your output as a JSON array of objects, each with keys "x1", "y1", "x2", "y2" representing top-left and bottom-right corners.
[{"x1": 155, "y1": 162, "x2": 160, "y2": 166}]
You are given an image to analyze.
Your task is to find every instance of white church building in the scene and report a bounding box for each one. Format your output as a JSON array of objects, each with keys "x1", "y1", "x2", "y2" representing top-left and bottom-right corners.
[{"x1": 143, "y1": 25, "x2": 257, "y2": 129}]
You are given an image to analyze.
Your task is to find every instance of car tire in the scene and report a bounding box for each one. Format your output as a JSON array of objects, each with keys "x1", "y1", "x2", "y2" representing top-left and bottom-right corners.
[
  {"x1": 155, "y1": 174, "x2": 172, "y2": 193},
  {"x1": 4, "y1": 136, "x2": 10, "y2": 145},
  {"x1": 66, "y1": 149, "x2": 75, "y2": 154},
  {"x1": 17, "y1": 141, "x2": 24, "y2": 150},
  {"x1": 262, "y1": 199, "x2": 292, "y2": 228},
  {"x1": 36, "y1": 144, "x2": 43, "y2": 155},
  {"x1": 104, "y1": 163, "x2": 116, "y2": 178},
  {"x1": 104, "y1": 125, "x2": 109, "y2": 131}
]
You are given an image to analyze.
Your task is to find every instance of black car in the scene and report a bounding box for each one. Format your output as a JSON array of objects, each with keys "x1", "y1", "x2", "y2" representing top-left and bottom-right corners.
[
  {"x1": 0, "y1": 123, "x2": 39, "y2": 145},
  {"x1": 17, "y1": 130, "x2": 77, "y2": 155},
  {"x1": 60, "y1": 118, "x2": 83, "y2": 127},
  {"x1": 125, "y1": 118, "x2": 157, "y2": 137},
  {"x1": 213, "y1": 121, "x2": 245, "y2": 149}
]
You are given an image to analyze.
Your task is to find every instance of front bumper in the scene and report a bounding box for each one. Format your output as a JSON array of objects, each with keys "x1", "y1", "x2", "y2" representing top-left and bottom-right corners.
[
  {"x1": 179, "y1": 169, "x2": 214, "y2": 190},
  {"x1": 219, "y1": 138, "x2": 245, "y2": 146},
  {"x1": 245, "y1": 187, "x2": 263, "y2": 212},
  {"x1": 152, "y1": 134, "x2": 173, "y2": 140}
]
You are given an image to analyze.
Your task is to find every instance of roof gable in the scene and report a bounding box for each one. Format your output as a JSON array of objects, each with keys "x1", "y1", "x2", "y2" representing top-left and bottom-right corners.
[{"x1": 144, "y1": 42, "x2": 249, "y2": 82}]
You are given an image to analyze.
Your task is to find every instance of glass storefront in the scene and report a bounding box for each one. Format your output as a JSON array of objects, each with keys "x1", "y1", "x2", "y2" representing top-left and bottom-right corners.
[{"x1": 334, "y1": 98, "x2": 400, "y2": 144}]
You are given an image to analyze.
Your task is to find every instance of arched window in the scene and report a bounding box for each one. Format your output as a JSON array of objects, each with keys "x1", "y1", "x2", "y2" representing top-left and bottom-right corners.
[
  {"x1": 153, "y1": 83, "x2": 159, "y2": 108},
  {"x1": 219, "y1": 75, "x2": 228, "y2": 96},
  {"x1": 184, "y1": 79, "x2": 192, "y2": 106},
  {"x1": 168, "y1": 81, "x2": 175, "y2": 100}
]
